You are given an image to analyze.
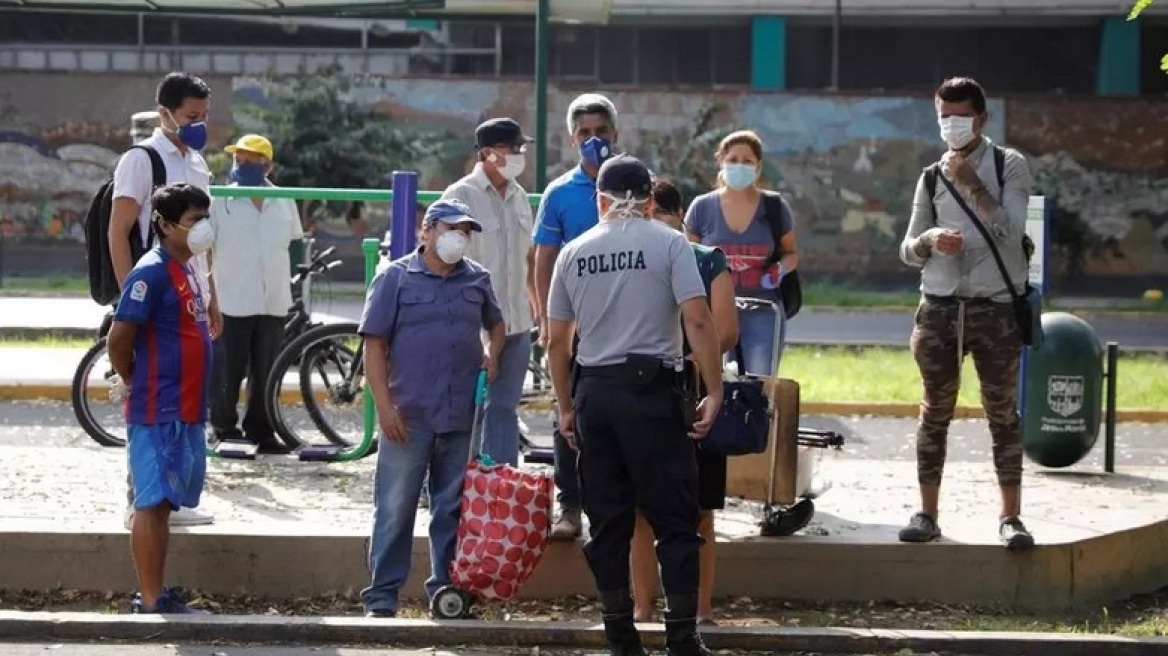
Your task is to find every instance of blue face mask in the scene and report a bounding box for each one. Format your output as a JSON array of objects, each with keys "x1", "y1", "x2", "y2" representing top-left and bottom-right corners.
[
  {"x1": 722, "y1": 163, "x2": 758, "y2": 190},
  {"x1": 229, "y1": 161, "x2": 267, "y2": 186},
  {"x1": 579, "y1": 136, "x2": 612, "y2": 168},
  {"x1": 175, "y1": 121, "x2": 207, "y2": 151}
]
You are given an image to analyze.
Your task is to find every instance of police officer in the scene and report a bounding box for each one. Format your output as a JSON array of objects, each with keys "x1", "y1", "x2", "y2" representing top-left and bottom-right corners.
[{"x1": 545, "y1": 155, "x2": 724, "y2": 656}]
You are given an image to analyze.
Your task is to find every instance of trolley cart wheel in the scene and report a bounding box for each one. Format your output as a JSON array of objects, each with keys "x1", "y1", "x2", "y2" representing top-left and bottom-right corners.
[{"x1": 431, "y1": 586, "x2": 472, "y2": 620}]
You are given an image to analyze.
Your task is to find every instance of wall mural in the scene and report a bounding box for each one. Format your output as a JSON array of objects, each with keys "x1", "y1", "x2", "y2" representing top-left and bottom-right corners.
[{"x1": 1, "y1": 74, "x2": 1165, "y2": 290}]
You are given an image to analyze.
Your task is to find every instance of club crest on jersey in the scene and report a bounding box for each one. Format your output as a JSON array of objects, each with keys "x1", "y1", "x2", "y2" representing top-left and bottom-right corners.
[{"x1": 129, "y1": 280, "x2": 148, "y2": 302}]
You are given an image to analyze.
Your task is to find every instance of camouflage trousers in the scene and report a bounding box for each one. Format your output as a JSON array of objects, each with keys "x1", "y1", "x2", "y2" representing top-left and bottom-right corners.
[{"x1": 909, "y1": 298, "x2": 1024, "y2": 487}]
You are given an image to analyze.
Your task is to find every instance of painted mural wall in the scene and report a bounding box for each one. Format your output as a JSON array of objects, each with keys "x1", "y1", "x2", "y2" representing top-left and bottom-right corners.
[{"x1": 2, "y1": 71, "x2": 1166, "y2": 291}]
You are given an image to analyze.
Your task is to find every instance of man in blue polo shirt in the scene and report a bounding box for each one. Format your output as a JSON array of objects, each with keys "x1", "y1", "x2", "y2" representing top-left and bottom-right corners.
[{"x1": 533, "y1": 92, "x2": 620, "y2": 540}]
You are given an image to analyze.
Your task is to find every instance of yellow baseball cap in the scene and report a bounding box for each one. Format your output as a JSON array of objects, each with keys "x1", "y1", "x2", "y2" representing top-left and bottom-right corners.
[{"x1": 224, "y1": 134, "x2": 274, "y2": 161}]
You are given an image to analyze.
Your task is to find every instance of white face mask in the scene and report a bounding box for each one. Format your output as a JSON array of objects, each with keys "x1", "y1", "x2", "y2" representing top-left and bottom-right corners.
[
  {"x1": 184, "y1": 220, "x2": 215, "y2": 255},
  {"x1": 495, "y1": 153, "x2": 526, "y2": 181},
  {"x1": 435, "y1": 229, "x2": 469, "y2": 265},
  {"x1": 939, "y1": 116, "x2": 976, "y2": 150}
]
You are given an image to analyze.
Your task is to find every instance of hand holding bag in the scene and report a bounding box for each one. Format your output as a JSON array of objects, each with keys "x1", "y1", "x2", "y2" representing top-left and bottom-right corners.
[
  {"x1": 698, "y1": 343, "x2": 772, "y2": 457},
  {"x1": 936, "y1": 173, "x2": 1044, "y2": 349}
]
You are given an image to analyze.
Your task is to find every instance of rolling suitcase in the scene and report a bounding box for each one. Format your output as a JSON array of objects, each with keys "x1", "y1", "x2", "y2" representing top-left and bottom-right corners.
[{"x1": 430, "y1": 370, "x2": 555, "y2": 619}]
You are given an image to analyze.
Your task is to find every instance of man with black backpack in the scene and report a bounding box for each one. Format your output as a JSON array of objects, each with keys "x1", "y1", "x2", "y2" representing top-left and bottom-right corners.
[
  {"x1": 93, "y1": 71, "x2": 222, "y2": 530},
  {"x1": 898, "y1": 77, "x2": 1035, "y2": 550}
]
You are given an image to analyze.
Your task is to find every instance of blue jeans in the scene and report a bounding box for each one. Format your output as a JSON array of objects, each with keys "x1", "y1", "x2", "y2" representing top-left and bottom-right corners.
[
  {"x1": 735, "y1": 301, "x2": 787, "y2": 376},
  {"x1": 361, "y1": 426, "x2": 471, "y2": 614},
  {"x1": 481, "y1": 332, "x2": 531, "y2": 467}
]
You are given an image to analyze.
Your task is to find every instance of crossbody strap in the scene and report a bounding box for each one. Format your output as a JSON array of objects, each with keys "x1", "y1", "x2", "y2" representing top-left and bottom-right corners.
[{"x1": 934, "y1": 170, "x2": 1021, "y2": 300}]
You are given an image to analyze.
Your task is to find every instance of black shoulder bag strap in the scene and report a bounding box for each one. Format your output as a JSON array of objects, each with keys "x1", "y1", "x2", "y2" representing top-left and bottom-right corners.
[{"x1": 934, "y1": 171, "x2": 1021, "y2": 301}]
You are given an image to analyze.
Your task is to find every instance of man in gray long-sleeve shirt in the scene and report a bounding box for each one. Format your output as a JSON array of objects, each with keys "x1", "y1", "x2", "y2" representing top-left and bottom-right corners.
[{"x1": 898, "y1": 76, "x2": 1036, "y2": 550}]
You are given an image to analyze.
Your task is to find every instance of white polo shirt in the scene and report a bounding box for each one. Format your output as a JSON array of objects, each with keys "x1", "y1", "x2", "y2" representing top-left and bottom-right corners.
[
  {"x1": 110, "y1": 128, "x2": 213, "y2": 297},
  {"x1": 441, "y1": 164, "x2": 534, "y2": 336},
  {"x1": 209, "y1": 191, "x2": 303, "y2": 318}
]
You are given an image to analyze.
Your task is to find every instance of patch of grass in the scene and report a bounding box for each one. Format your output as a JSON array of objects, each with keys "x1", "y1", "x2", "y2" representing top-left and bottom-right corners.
[
  {"x1": 801, "y1": 280, "x2": 1168, "y2": 313},
  {"x1": 782, "y1": 345, "x2": 1168, "y2": 410},
  {"x1": 0, "y1": 276, "x2": 89, "y2": 295},
  {"x1": 0, "y1": 333, "x2": 91, "y2": 350}
]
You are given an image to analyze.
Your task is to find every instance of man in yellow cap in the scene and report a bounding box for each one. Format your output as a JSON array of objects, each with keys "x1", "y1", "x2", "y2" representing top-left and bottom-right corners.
[{"x1": 208, "y1": 134, "x2": 304, "y2": 454}]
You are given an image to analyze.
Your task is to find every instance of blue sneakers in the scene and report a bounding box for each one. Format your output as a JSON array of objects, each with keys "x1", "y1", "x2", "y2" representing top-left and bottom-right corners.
[{"x1": 130, "y1": 587, "x2": 209, "y2": 615}]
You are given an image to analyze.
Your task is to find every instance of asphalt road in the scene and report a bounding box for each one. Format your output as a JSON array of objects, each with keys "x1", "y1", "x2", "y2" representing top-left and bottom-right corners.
[
  {"x1": 0, "y1": 645, "x2": 943, "y2": 656},
  {"x1": 2, "y1": 296, "x2": 1166, "y2": 350},
  {"x1": 3, "y1": 400, "x2": 1164, "y2": 469}
]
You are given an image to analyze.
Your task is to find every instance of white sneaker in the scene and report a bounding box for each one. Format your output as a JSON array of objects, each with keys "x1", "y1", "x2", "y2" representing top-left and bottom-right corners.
[
  {"x1": 171, "y1": 507, "x2": 215, "y2": 526},
  {"x1": 124, "y1": 506, "x2": 215, "y2": 530}
]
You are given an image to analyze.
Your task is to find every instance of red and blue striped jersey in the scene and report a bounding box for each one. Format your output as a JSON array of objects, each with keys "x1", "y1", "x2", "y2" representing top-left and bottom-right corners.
[{"x1": 114, "y1": 247, "x2": 213, "y2": 425}]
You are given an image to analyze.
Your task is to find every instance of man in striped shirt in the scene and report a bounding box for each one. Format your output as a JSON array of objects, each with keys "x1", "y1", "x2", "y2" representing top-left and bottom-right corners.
[{"x1": 107, "y1": 183, "x2": 216, "y2": 615}]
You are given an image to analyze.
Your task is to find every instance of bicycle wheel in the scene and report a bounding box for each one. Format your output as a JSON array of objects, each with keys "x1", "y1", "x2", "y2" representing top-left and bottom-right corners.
[
  {"x1": 71, "y1": 339, "x2": 128, "y2": 448},
  {"x1": 266, "y1": 321, "x2": 368, "y2": 450}
]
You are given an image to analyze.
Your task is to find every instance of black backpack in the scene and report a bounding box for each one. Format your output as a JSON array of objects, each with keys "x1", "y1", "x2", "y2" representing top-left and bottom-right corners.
[
  {"x1": 86, "y1": 145, "x2": 166, "y2": 306},
  {"x1": 759, "y1": 190, "x2": 803, "y2": 320}
]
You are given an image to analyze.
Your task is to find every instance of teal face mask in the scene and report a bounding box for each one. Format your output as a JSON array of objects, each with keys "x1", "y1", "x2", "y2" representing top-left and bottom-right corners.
[{"x1": 722, "y1": 163, "x2": 758, "y2": 190}]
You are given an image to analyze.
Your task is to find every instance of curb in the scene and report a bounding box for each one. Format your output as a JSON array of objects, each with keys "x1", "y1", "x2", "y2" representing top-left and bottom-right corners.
[
  {"x1": 5, "y1": 384, "x2": 1168, "y2": 423},
  {"x1": 1, "y1": 612, "x2": 1165, "y2": 656}
]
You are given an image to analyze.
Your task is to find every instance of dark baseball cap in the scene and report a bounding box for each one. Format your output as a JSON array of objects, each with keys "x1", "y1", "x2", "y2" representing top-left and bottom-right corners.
[
  {"x1": 597, "y1": 154, "x2": 652, "y2": 196},
  {"x1": 474, "y1": 118, "x2": 533, "y2": 150}
]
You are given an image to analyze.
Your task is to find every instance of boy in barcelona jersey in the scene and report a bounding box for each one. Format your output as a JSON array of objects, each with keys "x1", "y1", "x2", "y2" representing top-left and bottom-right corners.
[{"x1": 106, "y1": 183, "x2": 216, "y2": 614}]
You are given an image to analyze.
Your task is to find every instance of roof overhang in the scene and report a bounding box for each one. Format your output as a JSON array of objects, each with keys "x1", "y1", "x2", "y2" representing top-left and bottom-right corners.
[{"x1": 0, "y1": 1, "x2": 447, "y2": 17}]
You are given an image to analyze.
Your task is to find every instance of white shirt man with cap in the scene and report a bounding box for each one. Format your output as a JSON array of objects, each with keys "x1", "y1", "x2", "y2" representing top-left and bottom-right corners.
[{"x1": 439, "y1": 117, "x2": 536, "y2": 467}]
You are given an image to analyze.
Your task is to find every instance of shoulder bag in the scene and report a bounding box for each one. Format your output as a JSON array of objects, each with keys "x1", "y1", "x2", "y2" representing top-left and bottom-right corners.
[
  {"x1": 934, "y1": 171, "x2": 1044, "y2": 349},
  {"x1": 698, "y1": 341, "x2": 772, "y2": 457}
]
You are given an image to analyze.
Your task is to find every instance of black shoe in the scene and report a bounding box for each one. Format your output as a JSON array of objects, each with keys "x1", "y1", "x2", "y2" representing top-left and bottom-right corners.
[
  {"x1": 664, "y1": 594, "x2": 713, "y2": 656},
  {"x1": 599, "y1": 589, "x2": 648, "y2": 656},
  {"x1": 252, "y1": 438, "x2": 292, "y2": 455},
  {"x1": 898, "y1": 512, "x2": 941, "y2": 543},
  {"x1": 365, "y1": 608, "x2": 396, "y2": 618},
  {"x1": 1000, "y1": 516, "x2": 1035, "y2": 550}
]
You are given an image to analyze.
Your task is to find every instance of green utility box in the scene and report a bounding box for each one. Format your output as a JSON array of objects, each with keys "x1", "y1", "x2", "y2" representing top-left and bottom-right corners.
[{"x1": 1021, "y1": 312, "x2": 1105, "y2": 468}]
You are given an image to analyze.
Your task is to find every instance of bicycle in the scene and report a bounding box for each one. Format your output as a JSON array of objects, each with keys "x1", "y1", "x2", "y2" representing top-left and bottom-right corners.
[{"x1": 71, "y1": 242, "x2": 342, "y2": 449}]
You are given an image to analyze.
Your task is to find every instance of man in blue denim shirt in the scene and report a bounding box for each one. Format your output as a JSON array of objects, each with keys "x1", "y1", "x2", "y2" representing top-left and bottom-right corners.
[
  {"x1": 532, "y1": 92, "x2": 620, "y2": 540},
  {"x1": 358, "y1": 199, "x2": 506, "y2": 618}
]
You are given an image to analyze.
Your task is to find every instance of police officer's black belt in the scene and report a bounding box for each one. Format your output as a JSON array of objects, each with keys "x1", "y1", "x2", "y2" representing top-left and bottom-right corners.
[
  {"x1": 924, "y1": 294, "x2": 1001, "y2": 306},
  {"x1": 576, "y1": 354, "x2": 678, "y2": 385}
]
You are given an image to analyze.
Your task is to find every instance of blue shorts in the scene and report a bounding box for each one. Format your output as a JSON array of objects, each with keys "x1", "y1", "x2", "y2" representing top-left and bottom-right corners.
[{"x1": 127, "y1": 421, "x2": 207, "y2": 511}]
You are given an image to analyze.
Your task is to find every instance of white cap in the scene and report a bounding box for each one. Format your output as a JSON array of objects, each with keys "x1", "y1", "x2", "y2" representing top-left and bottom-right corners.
[{"x1": 566, "y1": 93, "x2": 618, "y2": 135}]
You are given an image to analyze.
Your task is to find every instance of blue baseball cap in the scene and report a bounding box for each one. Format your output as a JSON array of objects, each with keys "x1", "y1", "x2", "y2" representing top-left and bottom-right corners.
[
  {"x1": 424, "y1": 199, "x2": 482, "y2": 232},
  {"x1": 597, "y1": 154, "x2": 652, "y2": 197}
]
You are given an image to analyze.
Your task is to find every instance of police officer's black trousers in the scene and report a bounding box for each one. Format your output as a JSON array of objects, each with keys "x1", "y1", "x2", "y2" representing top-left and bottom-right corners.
[{"x1": 574, "y1": 370, "x2": 703, "y2": 600}]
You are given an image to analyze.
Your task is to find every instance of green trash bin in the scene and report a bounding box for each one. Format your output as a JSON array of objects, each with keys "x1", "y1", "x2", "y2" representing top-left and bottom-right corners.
[{"x1": 1021, "y1": 312, "x2": 1105, "y2": 468}]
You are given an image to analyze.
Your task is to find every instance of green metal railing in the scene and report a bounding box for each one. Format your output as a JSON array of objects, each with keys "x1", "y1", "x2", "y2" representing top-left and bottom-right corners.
[
  {"x1": 205, "y1": 182, "x2": 546, "y2": 463},
  {"x1": 209, "y1": 185, "x2": 542, "y2": 207}
]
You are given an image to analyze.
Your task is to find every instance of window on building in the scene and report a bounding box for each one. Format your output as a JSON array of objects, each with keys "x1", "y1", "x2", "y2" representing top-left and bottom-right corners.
[
  {"x1": 552, "y1": 25, "x2": 597, "y2": 79},
  {"x1": 598, "y1": 26, "x2": 638, "y2": 84}
]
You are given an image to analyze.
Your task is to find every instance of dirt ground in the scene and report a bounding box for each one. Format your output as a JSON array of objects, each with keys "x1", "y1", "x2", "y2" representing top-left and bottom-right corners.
[{"x1": 2, "y1": 586, "x2": 1165, "y2": 637}]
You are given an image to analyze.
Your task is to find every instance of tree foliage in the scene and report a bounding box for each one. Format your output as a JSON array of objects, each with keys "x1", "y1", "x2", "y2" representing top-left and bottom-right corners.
[
  {"x1": 233, "y1": 64, "x2": 461, "y2": 227},
  {"x1": 1129, "y1": 0, "x2": 1168, "y2": 74}
]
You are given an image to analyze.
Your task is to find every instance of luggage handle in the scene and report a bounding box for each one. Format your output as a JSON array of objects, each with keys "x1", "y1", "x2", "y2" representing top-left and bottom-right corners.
[{"x1": 468, "y1": 369, "x2": 491, "y2": 464}]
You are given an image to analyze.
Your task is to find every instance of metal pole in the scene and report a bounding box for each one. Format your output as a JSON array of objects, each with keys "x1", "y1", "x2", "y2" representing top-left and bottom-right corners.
[
  {"x1": 830, "y1": 0, "x2": 841, "y2": 90},
  {"x1": 1104, "y1": 342, "x2": 1119, "y2": 473},
  {"x1": 535, "y1": 0, "x2": 550, "y2": 192},
  {"x1": 389, "y1": 171, "x2": 419, "y2": 260}
]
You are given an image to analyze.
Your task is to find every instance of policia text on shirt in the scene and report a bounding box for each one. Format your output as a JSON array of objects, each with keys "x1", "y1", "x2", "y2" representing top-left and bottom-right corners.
[{"x1": 545, "y1": 154, "x2": 723, "y2": 656}]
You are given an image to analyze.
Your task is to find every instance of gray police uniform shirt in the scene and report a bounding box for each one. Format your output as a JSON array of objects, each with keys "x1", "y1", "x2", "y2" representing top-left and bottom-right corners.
[{"x1": 547, "y1": 217, "x2": 707, "y2": 367}]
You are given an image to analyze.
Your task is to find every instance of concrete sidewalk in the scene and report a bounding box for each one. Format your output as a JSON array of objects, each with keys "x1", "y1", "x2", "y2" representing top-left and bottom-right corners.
[{"x1": 1, "y1": 613, "x2": 1165, "y2": 656}]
